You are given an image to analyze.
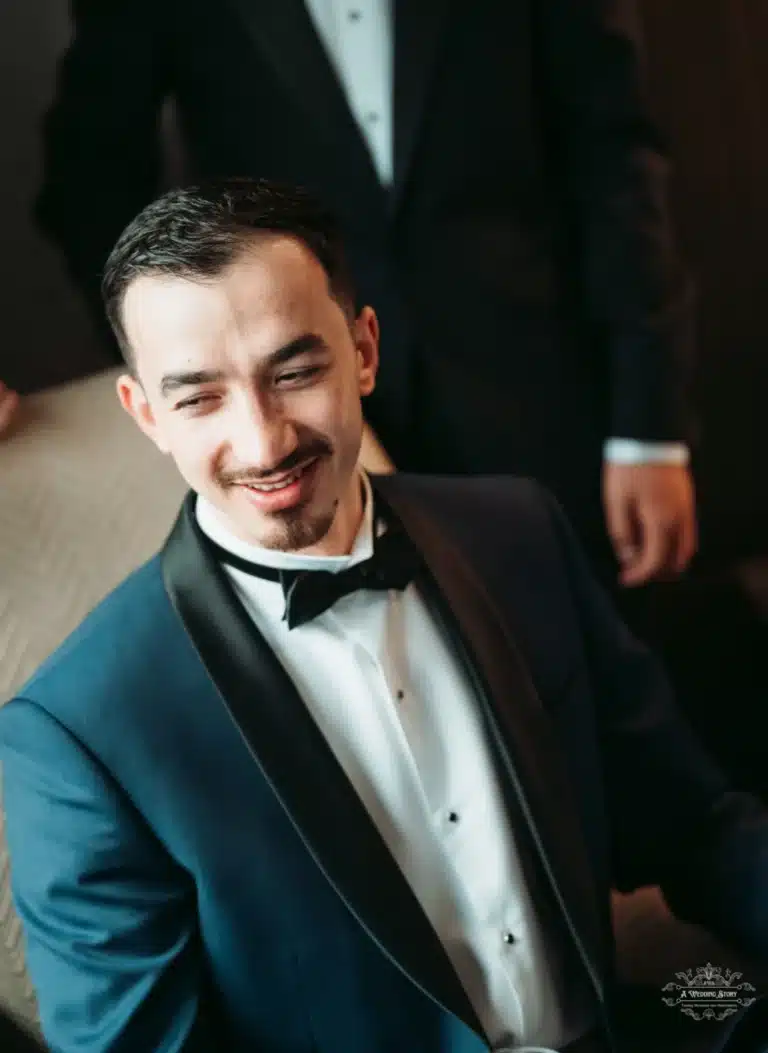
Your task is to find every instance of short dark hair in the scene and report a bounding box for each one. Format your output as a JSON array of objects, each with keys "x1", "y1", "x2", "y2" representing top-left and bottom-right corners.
[{"x1": 101, "y1": 178, "x2": 355, "y2": 369}]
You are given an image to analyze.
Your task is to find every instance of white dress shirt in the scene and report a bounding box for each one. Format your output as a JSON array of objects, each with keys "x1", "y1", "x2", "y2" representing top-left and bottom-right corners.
[
  {"x1": 304, "y1": 0, "x2": 393, "y2": 184},
  {"x1": 197, "y1": 476, "x2": 594, "y2": 1051},
  {"x1": 303, "y1": 0, "x2": 688, "y2": 468}
]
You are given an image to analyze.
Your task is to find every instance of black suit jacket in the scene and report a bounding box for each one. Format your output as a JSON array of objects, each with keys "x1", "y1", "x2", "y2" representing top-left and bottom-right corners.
[
  {"x1": 2, "y1": 475, "x2": 767, "y2": 1052},
  {"x1": 38, "y1": 1, "x2": 693, "y2": 511}
]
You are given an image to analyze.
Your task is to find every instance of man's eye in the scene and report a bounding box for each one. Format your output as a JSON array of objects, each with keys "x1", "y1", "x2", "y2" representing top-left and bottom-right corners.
[
  {"x1": 175, "y1": 394, "x2": 216, "y2": 410},
  {"x1": 276, "y1": 366, "x2": 322, "y2": 386}
]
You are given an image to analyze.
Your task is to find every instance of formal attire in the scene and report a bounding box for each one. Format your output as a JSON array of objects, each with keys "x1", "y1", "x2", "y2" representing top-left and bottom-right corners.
[
  {"x1": 37, "y1": 0, "x2": 692, "y2": 548},
  {"x1": 2, "y1": 473, "x2": 767, "y2": 1053},
  {"x1": 197, "y1": 475, "x2": 592, "y2": 1050}
]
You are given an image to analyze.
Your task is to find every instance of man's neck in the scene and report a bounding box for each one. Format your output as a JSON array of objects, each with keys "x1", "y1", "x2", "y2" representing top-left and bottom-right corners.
[{"x1": 307, "y1": 472, "x2": 367, "y2": 558}]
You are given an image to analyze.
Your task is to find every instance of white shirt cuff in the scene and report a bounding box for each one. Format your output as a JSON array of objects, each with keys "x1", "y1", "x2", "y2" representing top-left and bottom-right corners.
[{"x1": 603, "y1": 439, "x2": 690, "y2": 466}]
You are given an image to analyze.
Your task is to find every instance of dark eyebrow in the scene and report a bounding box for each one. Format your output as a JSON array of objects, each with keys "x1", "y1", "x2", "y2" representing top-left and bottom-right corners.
[
  {"x1": 158, "y1": 335, "x2": 328, "y2": 399},
  {"x1": 265, "y1": 333, "x2": 329, "y2": 369}
]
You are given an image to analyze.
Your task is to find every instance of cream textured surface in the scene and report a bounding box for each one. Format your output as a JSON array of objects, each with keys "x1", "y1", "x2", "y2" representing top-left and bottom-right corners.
[
  {"x1": 0, "y1": 368, "x2": 753, "y2": 1037},
  {"x1": 0, "y1": 368, "x2": 186, "y2": 700},
  {"x1": 0, "y1": 367, "x2": 185, "y2": 1027}
]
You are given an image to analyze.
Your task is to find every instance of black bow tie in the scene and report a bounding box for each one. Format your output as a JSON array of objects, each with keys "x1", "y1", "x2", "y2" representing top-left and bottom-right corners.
[{"x1": 206, "y1": 521, "x2": 422, "y2": 629}]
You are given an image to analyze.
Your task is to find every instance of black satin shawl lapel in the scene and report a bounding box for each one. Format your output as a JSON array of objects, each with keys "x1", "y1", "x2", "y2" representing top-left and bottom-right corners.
[{"x1": 373, "y1": 476, "x2": 608, "y2": 993}]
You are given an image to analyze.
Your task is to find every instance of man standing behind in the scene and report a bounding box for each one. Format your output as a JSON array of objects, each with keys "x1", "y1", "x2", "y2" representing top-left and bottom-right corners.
[
  {"x1": 37, "y1": 0, "x2": 696, "y2": 582},
  {"x1": 2, "y1": 180, "x2": 767, "y2": 1053}
]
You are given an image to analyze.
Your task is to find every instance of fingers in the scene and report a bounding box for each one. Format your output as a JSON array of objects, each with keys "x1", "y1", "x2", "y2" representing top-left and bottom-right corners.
[
  {"x1": 620, "y1": 504, "x2": 697, "y2": 587},
  {"x1": 619, "y1": 512, "x2": 672, "y2": 587},
  {"x1": 604, "y1": 485, "x2": 640, "y2": 576},
  {"x1": 670, "y1": 499, "x2": 698, "y2": 576}
]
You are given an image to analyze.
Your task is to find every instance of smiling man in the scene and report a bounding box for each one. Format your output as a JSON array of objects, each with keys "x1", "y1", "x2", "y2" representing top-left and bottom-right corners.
[
  {"x1": 2, "y1": 180, "x2": 768, "y2": 1053},
  {"x1": 113, "y1": 207, "x2": 378, "y2": 556}
]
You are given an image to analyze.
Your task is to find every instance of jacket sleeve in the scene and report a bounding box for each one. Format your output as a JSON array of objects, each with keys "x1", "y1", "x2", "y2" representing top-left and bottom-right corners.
[
  {"x1": 35, "y1": 0, "x2": 170, "y2": 343},
  {"x1": 0, "y1": 698, "x2": 218, "y2": 1053},
  {"x1": 539, "y1": 486, "x2": 768, "y2": 965},
  {"x1": 534, "y1": 0, "x2": 695, "y2": 442}
]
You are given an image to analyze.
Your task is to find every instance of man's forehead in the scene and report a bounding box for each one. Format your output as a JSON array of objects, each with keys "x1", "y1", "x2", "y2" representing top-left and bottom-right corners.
[
  {"x1": 125, "y1": 240, "x2": 326, "y2": 319},
  {"x1": 121, "y1": 274, "x2": 225, "y2": 362}
]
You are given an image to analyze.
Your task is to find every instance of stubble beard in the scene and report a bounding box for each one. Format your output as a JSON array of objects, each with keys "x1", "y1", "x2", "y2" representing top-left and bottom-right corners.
[{"x1": 258, "y1": 502, "x2": 337, "y2": 552}]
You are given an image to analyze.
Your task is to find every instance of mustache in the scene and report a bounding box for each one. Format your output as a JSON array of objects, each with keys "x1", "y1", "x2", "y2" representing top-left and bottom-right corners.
[{"x1": 219, "y1": 437, "x2": 333, "y2": 486}]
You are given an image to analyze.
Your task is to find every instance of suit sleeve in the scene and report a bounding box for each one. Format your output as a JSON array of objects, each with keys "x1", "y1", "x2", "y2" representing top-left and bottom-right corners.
[
  {"x1": 538, "y1": 486, "x2": 768, "y2": 965},
  {"x1": 0, "y1": 698, "x2": 218, "y2": 1053},
  {"x1": 533, "y1": 0, "x2": 695, "y2": 442},
  {"x1": 36, "y1": 0, "x2": 170, "y2": 345}
]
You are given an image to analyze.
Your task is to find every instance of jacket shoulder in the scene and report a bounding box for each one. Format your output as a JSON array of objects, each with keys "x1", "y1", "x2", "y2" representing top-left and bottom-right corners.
[
  {"x1": 378, "y1": 471, "x2": 556, "y2": 536},
  {"x1": 12, "y1": 555, "x2": 177, "y2": 713}
]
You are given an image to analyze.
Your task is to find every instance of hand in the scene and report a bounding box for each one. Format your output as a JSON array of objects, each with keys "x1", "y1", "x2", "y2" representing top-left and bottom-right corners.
[
  {"x1": 0, "y1": 381, "x2": 20, "y2": 438},
  {"x1": 603, "y1": 462, "x2": 697, "y2": 587}
]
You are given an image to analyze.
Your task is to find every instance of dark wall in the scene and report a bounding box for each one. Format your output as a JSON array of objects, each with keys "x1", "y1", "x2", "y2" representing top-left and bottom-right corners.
[
  {"x1": 639, "y1": 0, "x2": 768, "y2": 561},
  {"x1": 3, "y1": 1, "x2": 766, "y2": 559},
  {"x1": 0, "y1": 1, "x2": 104, "y2": 392}
]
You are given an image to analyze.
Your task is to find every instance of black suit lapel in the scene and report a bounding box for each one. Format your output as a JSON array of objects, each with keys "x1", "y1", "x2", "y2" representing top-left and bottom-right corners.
[
  {"x1": 373, "y1": 476, "x2": 610, "y2": 998},
  {"x1": 223, "y1": 0, "x2": 385, "y2": 209},
  {"x1": 392, "y1": 0, "x2": 452, "y2": 205},
  {"x1": 160, "y1": 493, "x2": 485, "y2": 1041},
  {"x1": 224, "y1": 0, "x2": 449, "y2": 213}
]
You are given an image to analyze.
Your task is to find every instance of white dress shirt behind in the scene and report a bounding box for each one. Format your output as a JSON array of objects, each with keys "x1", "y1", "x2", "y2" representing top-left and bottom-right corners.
[
  {"x1": 197, "y1": 475, "x2": 594, "y2": 1050},
  {"x1": 304, "y1": 0, "x2": 393, "y2": 184}
]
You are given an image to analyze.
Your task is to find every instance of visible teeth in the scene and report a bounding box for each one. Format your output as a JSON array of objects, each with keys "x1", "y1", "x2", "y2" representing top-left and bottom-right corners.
[{"x1": 245, "y1": 465, "x2": 304, "y2": 492}]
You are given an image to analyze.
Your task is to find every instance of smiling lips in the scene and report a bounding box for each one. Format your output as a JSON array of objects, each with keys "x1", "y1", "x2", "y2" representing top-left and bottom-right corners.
[
  {"x1": 236, "y1": 456, "x2": 320, "y2": 511},
  {"x1": 244, "y1": 463, "x2": 309, "y2": 493}
]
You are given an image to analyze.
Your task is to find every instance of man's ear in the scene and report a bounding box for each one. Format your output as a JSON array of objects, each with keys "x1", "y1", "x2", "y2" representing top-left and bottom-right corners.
[
  {"x1": 116, "y1": 373, "x2": 170, "y2": 454},
  {"x1": 354, "y1": 306, "x2": 379, "y2": 397}
]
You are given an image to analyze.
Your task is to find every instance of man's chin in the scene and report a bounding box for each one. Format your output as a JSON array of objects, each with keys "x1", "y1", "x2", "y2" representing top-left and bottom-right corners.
[
  {"x1": 224, "y1": 489, "x2": 335, "y2": 552},
  {"x1": 252, "y1": 509, "x2": 336, "y2": 553}
]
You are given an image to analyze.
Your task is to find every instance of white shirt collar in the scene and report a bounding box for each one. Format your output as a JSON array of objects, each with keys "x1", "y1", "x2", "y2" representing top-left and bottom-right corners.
[{"x1": 195, "y1": 471, "x2": 375, "y2": 573}]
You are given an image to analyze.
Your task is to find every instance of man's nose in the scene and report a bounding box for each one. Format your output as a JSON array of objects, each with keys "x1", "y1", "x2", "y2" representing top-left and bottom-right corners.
[{"x1": 229, "y1": 394, "x2": 298, "y2": 473}]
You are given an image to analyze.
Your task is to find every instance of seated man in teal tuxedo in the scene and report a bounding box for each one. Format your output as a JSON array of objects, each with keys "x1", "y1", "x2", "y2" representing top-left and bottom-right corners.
[{"x1": 2, "y1": 179, "x2": 767, "y2": 1053}]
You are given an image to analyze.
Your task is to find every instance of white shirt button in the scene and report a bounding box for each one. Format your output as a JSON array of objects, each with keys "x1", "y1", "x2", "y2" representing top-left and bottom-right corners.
[
  {"x1": 447, "y1": 810, "x2": 460, "y2": 823},
  {"x1": 502, "y1": 930, "x2": 516, "y2": 945},
  {"x1": 348, "y1": 9, "x2": 362, "y2": 21},
  {"x1": 365, "y1": 111, "x2": 380, "y2": 124}
]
